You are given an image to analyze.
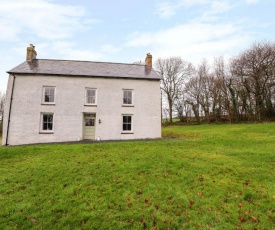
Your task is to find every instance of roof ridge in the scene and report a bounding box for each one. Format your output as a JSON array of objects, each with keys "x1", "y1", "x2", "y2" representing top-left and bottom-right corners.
[{"x1": 36, "y1": 58, "x2": 146, "y2": 66}]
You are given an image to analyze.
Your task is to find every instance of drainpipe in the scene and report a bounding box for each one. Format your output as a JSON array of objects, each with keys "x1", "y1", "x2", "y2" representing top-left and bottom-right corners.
[
  {"x1": 5, "y1": 74, "x2": 16, "y2": 146},
  {"x1": 161, "y1": 87, "x2": 162, "y2": 126}
]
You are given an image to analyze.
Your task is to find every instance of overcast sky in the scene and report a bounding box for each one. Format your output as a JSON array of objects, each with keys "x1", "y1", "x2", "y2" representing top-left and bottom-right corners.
[{"x1": 1, "y1": 0, "x2": 275, "y2": 91}]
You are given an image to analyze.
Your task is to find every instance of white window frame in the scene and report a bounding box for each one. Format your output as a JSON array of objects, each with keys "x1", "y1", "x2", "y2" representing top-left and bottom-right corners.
[
  {"x1": 122, "y1": 89, "x2": 133, "y2": 106},
  {"x1": 42, "y1": 86, "x2": 56, "y2": 105},
  {"x1": 40, "y1": 113, "x2": 54, "y2": 133},
  {"x1": 122, "y1": 114, "x2": 133, "y2": 133},
  {"x1": 85, "y1": 88, "x2": 97, "y2": 105}
]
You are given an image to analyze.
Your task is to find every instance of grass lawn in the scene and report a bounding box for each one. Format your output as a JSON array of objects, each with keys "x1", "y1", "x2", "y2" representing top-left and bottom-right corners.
[{"x1": 0, "y1": 124, "x2": 274, "y2": 229}]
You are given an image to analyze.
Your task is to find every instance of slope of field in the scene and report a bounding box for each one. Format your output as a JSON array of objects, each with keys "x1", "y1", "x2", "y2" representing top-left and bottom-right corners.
[{"x1": 0, "y1": 123, "x2": 274, "y2": 229}]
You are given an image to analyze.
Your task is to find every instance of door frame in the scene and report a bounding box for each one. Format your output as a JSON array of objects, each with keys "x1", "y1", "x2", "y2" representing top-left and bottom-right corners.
[{"x1": 83, "y1": 113, "x2": 96, "y2": 140}]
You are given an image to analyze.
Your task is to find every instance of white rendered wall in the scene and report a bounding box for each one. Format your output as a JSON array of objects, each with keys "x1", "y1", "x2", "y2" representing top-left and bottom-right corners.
[{"x1": 2, "y1": 75, "x2": 161, "y2": 145}]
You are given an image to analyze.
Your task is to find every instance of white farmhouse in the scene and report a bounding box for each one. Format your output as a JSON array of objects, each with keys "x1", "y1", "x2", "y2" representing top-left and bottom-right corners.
[{"x1": 2, "y1": 44, "x2": 161, "y2": 145}]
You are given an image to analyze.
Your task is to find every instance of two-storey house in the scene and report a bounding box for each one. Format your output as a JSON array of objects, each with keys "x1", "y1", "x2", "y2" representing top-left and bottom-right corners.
[{"x1": 2, "y1": 44, "x2": 161, "y2": 145}]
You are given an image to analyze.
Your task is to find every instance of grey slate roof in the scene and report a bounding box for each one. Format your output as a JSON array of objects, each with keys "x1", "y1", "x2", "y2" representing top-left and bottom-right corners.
[{"x1": 7, "y1": 59, "x2": 160, "y2": 80}]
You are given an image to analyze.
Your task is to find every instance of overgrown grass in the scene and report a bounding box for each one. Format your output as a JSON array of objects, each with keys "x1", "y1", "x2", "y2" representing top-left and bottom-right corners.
[{"x1": 0, "y1": 123, "x2": 274, "y2": 229}]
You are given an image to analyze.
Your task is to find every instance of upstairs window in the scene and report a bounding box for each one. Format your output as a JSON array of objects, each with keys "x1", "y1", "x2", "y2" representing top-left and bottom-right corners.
[
  {"x1": 86, "y1": 88, "x2": 97, "y2": 105},
  {"x1": 123, "y1": 90, "x2": 133, "y2": 105},
  {"x1": 43, "y1": 86, "x2": 55, "y2": 104}
]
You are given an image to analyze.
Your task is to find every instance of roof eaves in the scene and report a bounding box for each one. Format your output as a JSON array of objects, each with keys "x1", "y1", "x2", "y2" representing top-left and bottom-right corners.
[{"x1": 6, "y1": 71, "x2": 161, "y2": 80}]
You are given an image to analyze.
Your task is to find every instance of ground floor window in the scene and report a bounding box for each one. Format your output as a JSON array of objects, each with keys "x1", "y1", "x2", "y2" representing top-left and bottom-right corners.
[
  {"x1": 122, "y1": 115, "x2": 132, "y2": 132},
  {"x1": 40, "y1": 113, "x2": 54, "y2": 133}
]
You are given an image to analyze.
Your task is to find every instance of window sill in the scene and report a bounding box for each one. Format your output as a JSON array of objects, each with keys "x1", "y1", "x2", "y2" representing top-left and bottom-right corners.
[
  {"x1": 39, "y1": 131, "x2": 54, "y2": 134},
  {"x1": 121, "y1": 132, "x2": 134, "y2": 134},
  {"x1": 122, "y1": 105, "x2": 134, "y2": 107},
  {"x1": 84, "y1": 104, "x2": 97, "y2": 107},
  {"x1": 41, "y1": 103, "x2": 55, "y2": 106}
]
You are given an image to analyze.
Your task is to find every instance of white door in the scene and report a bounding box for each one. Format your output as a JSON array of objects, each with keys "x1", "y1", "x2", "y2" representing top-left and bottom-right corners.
[{"x1": 83, "y1": 114, "x2": 96, "y2": 140}]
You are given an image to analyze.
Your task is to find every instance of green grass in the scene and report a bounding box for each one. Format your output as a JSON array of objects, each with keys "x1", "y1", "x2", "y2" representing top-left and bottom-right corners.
[{"x1": 0, "y1": 123, "x2": 275, "y2": 229}]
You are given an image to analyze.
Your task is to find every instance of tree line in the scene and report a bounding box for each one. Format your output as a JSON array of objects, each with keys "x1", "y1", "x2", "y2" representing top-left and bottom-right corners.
[{"x1": 156, "y1": 41, "x2": 275, "y2": 123}]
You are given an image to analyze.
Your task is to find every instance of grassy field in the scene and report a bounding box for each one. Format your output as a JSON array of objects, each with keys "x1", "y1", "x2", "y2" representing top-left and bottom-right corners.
[{"x1": 0, "y1": 124, "x2": 274, "y2": 229}]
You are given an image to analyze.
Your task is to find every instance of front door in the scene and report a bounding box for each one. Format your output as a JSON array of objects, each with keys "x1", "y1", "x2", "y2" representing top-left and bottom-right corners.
[{"x1": 83, "y1": 114, "x2": 96, "y2": 140}]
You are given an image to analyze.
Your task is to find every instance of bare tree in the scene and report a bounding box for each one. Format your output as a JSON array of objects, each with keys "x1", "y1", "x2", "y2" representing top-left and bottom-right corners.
[
  {"x1": 0, "y1": 91, "x2": 5, "y2": 113},
  {"x1": 196, "y1": 60, "x2": 212, "y2": 122},
  {"x1": 212, "y1": 57, "x2": 231, "y2": 121},
  {"x1": 155, "y1": 57, "x2": 192, "y2": 123},
  {"x1": 174, "y1": 92, "x2": 191, "y2": 122},
  {"x1": 0, "y1": 90, "x2": 5, "y2": 134},
  {"x1": 156, "y1": 40, "x2": 275, "y2": 125},
  {"x1": 185, "y1": 75, "x2": 201, "y2": 124},
  {"x1": 230, "y1": 41, "x2": 275, "y2": 121},
  {"x1": 162, "y1": 107, "x2": 169, "y2": 124}
]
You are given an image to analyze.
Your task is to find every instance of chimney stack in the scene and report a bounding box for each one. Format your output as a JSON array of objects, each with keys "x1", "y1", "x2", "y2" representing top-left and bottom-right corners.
[
  {"x1": 26, "y1": 44, "x2": 37, "y2": 61},
  {"x1": 145, "y1": 53, "x2": 152, "y2": 67}
]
